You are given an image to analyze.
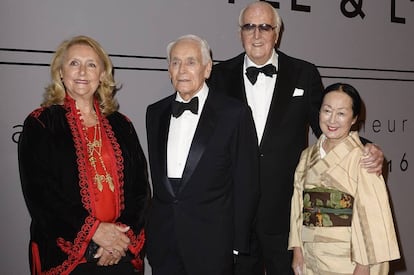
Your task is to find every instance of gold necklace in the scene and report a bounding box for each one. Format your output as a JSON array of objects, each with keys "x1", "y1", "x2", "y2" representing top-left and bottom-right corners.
[{"x1": 84, "y1": 121, "x2": 115, "y2": 192}]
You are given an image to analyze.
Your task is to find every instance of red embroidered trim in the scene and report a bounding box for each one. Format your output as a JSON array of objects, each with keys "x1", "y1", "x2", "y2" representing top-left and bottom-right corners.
[
  {"x1": 30, "y1": 107, "x2": 45, "y2": 119},
  {"x1": 56, "y1": 238, "x2": 73, "y2": 255},
  {"x1": 36, "y1": 97, "x2": 98, "y2": 274},
  {"x1": 65, "y1": 96, "x2": 95, "y2": 215},
  {"x1": 46, "y1": 216, "x2": 96, "y2": 275},
  {"x1": 101, "y1": 112, "x2": 125, "y2": 213},
  {"x1": 112, "y1": 224, "x2": 145, "y2": 270},
  {"x1": 127, "y1": 228, "x2": 145, "y2": 254},
  {"x1": 31, "y1": 242, "x2": 42, "y2": 274},
  {"x1": 29, "y1": 107, "x2": 46, "y2": 128},
  {"x1": 123, "y1": 114, "x2": 132, "y2": 123},
  {"x1": 127, "y1": 228, "x2": 145, "y2": 270}
]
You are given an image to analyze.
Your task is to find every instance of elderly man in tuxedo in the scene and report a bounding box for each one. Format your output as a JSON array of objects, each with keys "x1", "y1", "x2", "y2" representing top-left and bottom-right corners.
[
  {"x1": 208, "y1": 1, "x2": 384, "y2": 275},
  {"x1": 145, "y1": 34, "x2": 260, "y2": 275}
]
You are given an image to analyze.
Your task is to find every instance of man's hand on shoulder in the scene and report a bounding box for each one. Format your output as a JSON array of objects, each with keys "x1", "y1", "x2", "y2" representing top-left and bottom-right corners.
[{"x1": 361, "y1": 143, "x2": 384, "y2": 176}]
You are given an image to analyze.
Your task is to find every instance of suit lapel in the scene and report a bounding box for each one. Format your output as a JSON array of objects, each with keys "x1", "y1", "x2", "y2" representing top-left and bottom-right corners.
[
  {"x1": 179, "y1": 92, "x2": 217, "y2": 193},
  {"x1": 229, "y1": 54, "x2": 248, "y2": 103},
  {"x1": 260, "y1": 52, "x2": 295, "y2": 148},
  {"x1": 158, "y1": 99, "x2": 175, "y2": 197}
]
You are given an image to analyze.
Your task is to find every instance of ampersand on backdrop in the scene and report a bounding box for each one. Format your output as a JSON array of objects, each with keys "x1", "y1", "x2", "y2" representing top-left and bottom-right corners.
[{"x1": 341, "y1": 0, "x2": 365, "y2": 19}]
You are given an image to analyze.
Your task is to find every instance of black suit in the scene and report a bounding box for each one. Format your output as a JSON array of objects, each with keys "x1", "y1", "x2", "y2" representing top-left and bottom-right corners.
[
  {"x1": 208, "y1": 50, "x2": 323, "y2": 274},
  {"x1": 145, "y1": 89, "x2": 260, "y2": 275}
]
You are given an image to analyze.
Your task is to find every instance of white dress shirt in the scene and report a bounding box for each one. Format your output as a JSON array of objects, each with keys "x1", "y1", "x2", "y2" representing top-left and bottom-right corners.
[
  {"x1": 167, "y1": 83, "x2": 208, "y2": 178},
  {"x1": 243, "y1": 50, "x2": 278, "y2": 144}
]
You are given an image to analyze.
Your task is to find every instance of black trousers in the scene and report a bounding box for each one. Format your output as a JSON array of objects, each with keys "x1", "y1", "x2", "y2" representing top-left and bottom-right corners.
[
  {"x1": 71, "y1": 261, "x2": 140, "y2": 274},
  {"x1": 234, "y1": 231, "x2": 293, "y2": 275},
  {"x1": 150, "y1": 228, "x2": 188, "y2": 275}
]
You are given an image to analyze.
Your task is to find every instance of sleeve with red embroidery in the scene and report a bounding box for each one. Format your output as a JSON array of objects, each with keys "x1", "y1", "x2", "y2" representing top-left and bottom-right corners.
[{"x1": 19, "y1": 111, "x2": 99, "y2": 250}]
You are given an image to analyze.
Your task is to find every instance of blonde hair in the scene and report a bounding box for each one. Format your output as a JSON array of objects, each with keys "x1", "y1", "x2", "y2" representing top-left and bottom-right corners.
[{"x1": 42, "y1": 35, "x2": 119, "y2": 115}]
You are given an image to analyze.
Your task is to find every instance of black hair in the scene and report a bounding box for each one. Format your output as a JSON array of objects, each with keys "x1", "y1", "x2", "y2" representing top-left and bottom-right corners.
[{"x1": 323, "y1": 83, "x2": 362, "y2": 118}]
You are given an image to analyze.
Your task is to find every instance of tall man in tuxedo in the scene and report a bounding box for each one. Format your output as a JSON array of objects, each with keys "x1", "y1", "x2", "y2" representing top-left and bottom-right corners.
[
  {"x1": 145, "y1": 34, "x2": 260, "y2": 275},
  {"x1": 208, "y1": 2, "x2": 384, "y2": 274}
]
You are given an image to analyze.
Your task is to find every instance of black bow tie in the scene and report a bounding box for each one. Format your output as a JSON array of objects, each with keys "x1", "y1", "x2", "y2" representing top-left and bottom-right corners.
[
  {"x1": 246, "y1": 64, "x2": 277, "y2": 85},
  {"x1": 171, "y1": 97, "x2": 199, "y2": 118}
]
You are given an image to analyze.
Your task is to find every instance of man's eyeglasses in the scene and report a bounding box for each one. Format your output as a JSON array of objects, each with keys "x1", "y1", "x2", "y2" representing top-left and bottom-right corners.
[{"x1": 240, "y1": 23, "x2": 276, "y2": 34}]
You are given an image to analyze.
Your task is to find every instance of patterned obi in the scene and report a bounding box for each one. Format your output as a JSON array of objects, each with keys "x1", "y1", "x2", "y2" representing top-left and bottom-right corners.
[{"x1": 303, "y1": 187, "x2": 354, "y2": 227}]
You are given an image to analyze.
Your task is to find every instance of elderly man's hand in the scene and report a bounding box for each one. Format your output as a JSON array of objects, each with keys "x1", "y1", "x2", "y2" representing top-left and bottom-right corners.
[{"x1": 361, "y1": 143, "x2": 384, "y2": 176}]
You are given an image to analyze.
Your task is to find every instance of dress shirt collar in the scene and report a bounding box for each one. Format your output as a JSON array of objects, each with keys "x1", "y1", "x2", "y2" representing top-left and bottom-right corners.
[
  {"x1": 244, "y1": 49, "x2": 278, "y2": 72},
  {"x1": 174, "y1": 82, "x2": 209, "y2": 116}
]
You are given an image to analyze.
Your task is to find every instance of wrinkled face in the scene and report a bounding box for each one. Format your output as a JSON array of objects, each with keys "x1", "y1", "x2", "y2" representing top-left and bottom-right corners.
[
  {"x1": 168, "y1": 39, "x2": 212, "y2": 101},
  {"x1": 60, "y1": 44, "x2": 104, "y2": 101},
  {"x1": 240, "y1": 4, "x2": 278, "y2": 65},
  {"x1": 319, "y1": 91, "x2": 357, "y2": 146}
]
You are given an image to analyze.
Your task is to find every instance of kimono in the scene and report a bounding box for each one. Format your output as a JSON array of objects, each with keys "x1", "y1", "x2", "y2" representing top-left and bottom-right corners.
[
  {"x1": 18, "y1": 96, "x2": 150, "y2": 274},
  {"x1": 289, "y1": 131, "x2": 400, "y2": 274}
]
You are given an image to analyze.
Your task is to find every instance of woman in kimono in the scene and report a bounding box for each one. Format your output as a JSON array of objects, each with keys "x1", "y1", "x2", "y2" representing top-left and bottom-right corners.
[
  {"x1": 288, "y1": 83, "x2": 400, "y2": 275},
  {"x1": 18, "y1": 35, "x2": 150, "y2": 274}
]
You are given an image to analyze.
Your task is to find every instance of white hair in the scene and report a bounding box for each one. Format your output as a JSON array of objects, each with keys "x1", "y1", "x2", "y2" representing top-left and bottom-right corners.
[{"x1": 166, "y1": 34, "x2": 212, "y2": 65}]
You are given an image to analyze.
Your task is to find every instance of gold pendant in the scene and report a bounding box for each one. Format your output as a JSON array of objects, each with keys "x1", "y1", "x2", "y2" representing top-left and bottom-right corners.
[
  {"x1": 95, "y1": 174, "x2": 104, "y2": 192},
  {"x1": 106, "y1": 174, "x2": 115, "y2": 192}
]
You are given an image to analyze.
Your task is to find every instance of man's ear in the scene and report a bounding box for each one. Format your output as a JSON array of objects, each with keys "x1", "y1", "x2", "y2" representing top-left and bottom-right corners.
[{"x1": 205, "y1": 61, "x2": 213, "y2": 79}]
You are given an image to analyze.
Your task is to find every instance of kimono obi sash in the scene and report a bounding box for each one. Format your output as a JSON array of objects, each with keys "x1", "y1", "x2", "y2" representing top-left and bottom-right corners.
[{"x1": 303, "y1": 187, "x2": 354, "y2": 227}]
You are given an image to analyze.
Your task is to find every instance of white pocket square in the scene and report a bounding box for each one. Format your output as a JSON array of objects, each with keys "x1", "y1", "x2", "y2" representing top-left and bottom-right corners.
[{"x1": 293, "y1": 88, "x2": 304, "y2": 97}]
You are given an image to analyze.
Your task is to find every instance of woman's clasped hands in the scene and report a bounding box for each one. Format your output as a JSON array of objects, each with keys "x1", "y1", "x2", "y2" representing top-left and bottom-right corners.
[{"x1": 92, "y1": 222, "x2": 131, "y2": 266}]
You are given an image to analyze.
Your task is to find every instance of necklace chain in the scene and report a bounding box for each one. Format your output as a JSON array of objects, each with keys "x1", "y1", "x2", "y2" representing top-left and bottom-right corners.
[{"x1": 84, "y1": 120, "x2": 115, "y2": 192}]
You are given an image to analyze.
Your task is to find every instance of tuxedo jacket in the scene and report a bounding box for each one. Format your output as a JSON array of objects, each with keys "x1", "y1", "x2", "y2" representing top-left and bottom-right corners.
[
  {"x1": 145, "y1": 90, "x2": 259, "y2": 273},
  {"x1": 208, "y1": 51, "x2": 323, "y2": 235}
]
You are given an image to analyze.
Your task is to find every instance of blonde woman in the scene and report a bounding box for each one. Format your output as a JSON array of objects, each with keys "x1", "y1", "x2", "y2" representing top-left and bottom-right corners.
[{"x1": 19, "y1": 35, "x2": 150, "y2": 274}]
